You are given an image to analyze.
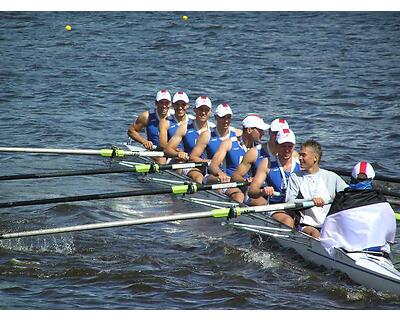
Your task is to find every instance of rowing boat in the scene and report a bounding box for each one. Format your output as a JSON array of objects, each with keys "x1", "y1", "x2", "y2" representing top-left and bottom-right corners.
[{"x1": 123, "y1": 142, "x2": 400, "y2": 295}]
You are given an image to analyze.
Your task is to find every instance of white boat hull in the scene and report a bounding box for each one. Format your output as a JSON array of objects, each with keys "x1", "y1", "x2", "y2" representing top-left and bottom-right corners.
[{"x1": 233, "y1": 214, "x2": 400, "y2": 295}]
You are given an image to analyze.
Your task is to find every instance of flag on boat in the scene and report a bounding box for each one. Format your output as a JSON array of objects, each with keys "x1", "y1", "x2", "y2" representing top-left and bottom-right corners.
[{"x1": 319, "y1": 189, "x2": 396, "y2": 256}]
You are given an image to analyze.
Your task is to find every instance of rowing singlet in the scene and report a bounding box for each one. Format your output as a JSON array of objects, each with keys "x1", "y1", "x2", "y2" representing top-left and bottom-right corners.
[
  {"x1": 168, "y1": 114, "x2": 187, "y2": 150},
  {"x1": 206, "y1": 127, "x2": 236, "y2": 159},
  {"x1": 182, "y1": 119, "x2": 210, "y2": 154},
  {"x1": 145, "y1": 110, "x2": 161, "y2": 145},
  {"x1": 225, "y1": 137, "x2": 249, "y2": 178},
  {"x1": 251, "y1": 144, "x2": 271, "y2": 176},
  {"x1": 267, "y1": 157, "x2": 300, "y2": 203}
]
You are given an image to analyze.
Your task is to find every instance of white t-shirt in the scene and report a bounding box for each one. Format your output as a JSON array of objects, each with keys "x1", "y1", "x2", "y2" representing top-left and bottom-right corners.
[{"x1": 285, "y1": 168, "x2": 348, "y2": 227}]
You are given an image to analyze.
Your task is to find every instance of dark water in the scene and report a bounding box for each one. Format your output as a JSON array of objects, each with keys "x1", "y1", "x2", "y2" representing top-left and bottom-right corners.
[{"x1": 0, "y1": 11, "x2": 400, "y2": 309}]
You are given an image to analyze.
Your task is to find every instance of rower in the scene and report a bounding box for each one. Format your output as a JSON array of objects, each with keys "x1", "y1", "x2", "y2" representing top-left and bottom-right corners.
[
  {"x1": 248, "y1": 128, "x2": 301, "y2": 223},
  {"x1": 231, "y1": 117, "x2": 292, "y2": 185},
  {"x1": 285, "y1": 139, "x2": 348, "y2": 238},
  {"x1": 127, "y1": 89, "x2": 172, "y2": 163},
  {"x1": 164, "y1": 95, "x2": 214, "y2": 183},
  {"x1": 319, "y1": 161, "x2": 396, "y2": 257},
  {"x1": 189, "y1": 103, "x2": 242, "y2": 183},
  {"x1": 207, "y1": 114, "x2": 268, "y2": 202},
  {"x1": 158, "y1": 91, "x2": 190, "y2": 151}
]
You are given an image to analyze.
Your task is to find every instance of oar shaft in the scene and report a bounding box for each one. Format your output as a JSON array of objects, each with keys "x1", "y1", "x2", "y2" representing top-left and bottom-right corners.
[
  {"x1": 0, "y1": 211, "x2": 215, "y2": 239},
  {"x1": 0, "y1": 147, "x2": 164, "y2": 158},
  {"x1": 0, "y1": 181, "x2": 248, "y2": 209},
  {"x1": 0, "y1": 189, "x2": 172, "y2": 208},
  {"x1": 0, "y1": 201, "x2": 313, "y2": 240},
  {"x1": 0, "y1": 162, "x2": 207, "y2": 181},
  {"x1": 0, "y1": 167, "x2": 135, "y2": 180}
]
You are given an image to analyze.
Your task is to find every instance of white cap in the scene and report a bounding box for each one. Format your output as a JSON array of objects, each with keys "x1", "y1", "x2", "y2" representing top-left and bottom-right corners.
[
  {"x1": 172, "y1": 91, "x2": 189, "y2": 104},
  {"x1": 276, "y1": 128, "x2": 296, "y2": 145},
  {"x1": 156, "y1": 89, "x2": 171, "y2": 102},
  {"x1": 351, "y1": 161, "x2": 375, "y2": 180},
  {"x1": 195, "y1": 96, "x2": 212, "y2": 109},
  {"x1": 270, "y1": 118, "x2": 289, "y2": 132},
  {"x1": 242, "y1": 114, "x2": 269, "y2": 131},
  {"x1": 215, "y1": 103, "x2": 233, "y2": 117}
]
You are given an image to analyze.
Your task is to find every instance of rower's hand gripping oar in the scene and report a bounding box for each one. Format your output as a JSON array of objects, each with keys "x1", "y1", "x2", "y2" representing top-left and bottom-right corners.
[
  {"x1": 0, "y1": 181, "x2": 249, "y2": 209},
  {"x1": 0, "y1": 161, "x2": 208, "y2": 181},
  {"x1": 0, "y1": 201, "x2": 315, "y2": 240},
  {"x1": 0, "y1": 146, "x2": 164, "y2": 158}
]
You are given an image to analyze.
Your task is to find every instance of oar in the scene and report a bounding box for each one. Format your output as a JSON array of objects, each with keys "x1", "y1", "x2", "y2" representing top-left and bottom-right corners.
[
  {"x1": 0, "y1": 162, "x2": 207, "y2": 181},
  {"x1": 0, "y1": 146, "x2": 164, "y2": 158},
  {"x1": 0, "y1": 201, "x2": 314, "y2": 240},
  {"x1": 0, "y1": 181, "x2": 249, "y2": 209},
  {"x1": 325, "y1": 166, "x2": 400, "y2": 184}
]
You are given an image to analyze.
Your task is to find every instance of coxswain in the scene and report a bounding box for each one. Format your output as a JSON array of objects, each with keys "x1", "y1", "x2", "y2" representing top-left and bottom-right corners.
[
  {"x1": 285, "y1": 139, "x2": 348, "y2": 237},
  {"x1": 319, "y1": 161, "x2": 396, "y2": 257}
]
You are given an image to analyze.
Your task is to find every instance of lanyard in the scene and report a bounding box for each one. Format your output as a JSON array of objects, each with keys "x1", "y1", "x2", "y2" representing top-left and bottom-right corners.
[{"x1": 276, "y1": 156, "x2": 297, "y2": 190}]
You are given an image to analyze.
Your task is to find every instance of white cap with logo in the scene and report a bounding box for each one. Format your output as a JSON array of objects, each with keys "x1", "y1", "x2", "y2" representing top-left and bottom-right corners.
[
  {"x1": 270, "y1": 118, "x2": 289, "y2": 132},
  {"x1": 242, "y1": 114, "x2": 269, "y2": 131},
  {"x1": 276, "y1": 128, "x2": 296, "y2": 144},
  {"x1": 156, "y1": 89, "x2": 171, "y2": 102},
  {"x1": 215, "y1": 103, "x2": 233, "y2": 117},
  {"x1": 351, "y1": 161, "x2": 375, "y2": 180},
  {"x1": 172, "y1": 91, "x2": 189, "y2": 104},
  {"x1": 195, "y1": 96, "x2": 212, "y2": 109}
]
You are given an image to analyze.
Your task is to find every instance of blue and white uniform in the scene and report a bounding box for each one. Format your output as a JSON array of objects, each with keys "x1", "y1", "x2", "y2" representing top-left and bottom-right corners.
[
  {"x1": 251, "y1": 143, "x2": 274, "y2": 176},
  {"x1": 267, "y1": 157, "x2": 300, "y2": 204},
  {"x1": 205, "y1": 126, "x2": 237, "y2": 169},
  {"x1": 168, "y1": 114, "x2": 189, "y2": 150},
  {"x1": 182, "y1": 119, "x2": 214, "y2": 155},
  {"x1": 145, "y1": 110, "x2": 162, "y2": 146},
  {"x1": 225, "y1": 137, "x2": 249, "y2": 178}
]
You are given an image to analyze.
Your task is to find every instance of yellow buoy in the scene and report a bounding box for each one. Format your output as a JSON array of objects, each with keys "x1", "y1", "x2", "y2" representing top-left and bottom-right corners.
[
  {"x1": 65, "y1": 25, "x2": 72, "y2": 31},
  {"x1": 182, "y1": 15, "x2": 188, "y2": 21}
]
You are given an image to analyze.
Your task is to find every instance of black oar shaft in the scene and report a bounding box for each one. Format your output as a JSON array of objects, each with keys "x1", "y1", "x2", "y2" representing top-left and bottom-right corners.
[
  {"x1": 0, "y1": 181, "x2": 248, "y2": 209},
  {"x1": 0, "y1": 188, "x2": 172, "y2": 209},
  {"x1": 0, "y1": 167, "x2": 135, "y2": 180},
  {"x1": 0, "y1": 162, "x2": 207, "y2": 181}
]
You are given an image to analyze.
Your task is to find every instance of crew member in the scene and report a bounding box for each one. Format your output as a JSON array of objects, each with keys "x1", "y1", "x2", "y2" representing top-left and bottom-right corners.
[
  {"x1": 159, "y1": 91, "x2": 191, "y2": 151},
  {"x1": 189, "y1": 103, "x2": 242, "y2": 182},
  {"x1": 208, "y1": 114, "x2": 268, "y2": 202},
  {"x1": 231, "y1": 118, "x2": 292, "y2": 185},
  {"x1": 248, "y1": 128, "x2": 300, "y2": 219},
  {"x1": 164, "y1": 96, "x2": 214, "y2": 183},
  {"x1": 127, "y1": 89, "x2": 172, "y2": 163}
]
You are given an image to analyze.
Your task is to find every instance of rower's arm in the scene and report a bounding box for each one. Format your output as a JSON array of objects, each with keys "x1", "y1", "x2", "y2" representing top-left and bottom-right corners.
[
  {"x1": 158, "y1": 118, "x2": 169, "y2": 150},
  {"x1": 209, "y1": 139, "x2": 231, "y2": 178},
  {"x1": 164, "y1": 125, "x2": 186, "y2": 160},
  {"x1": 248, "y1": 157, "x2": 269, "y2": 199},
  {"x1": 231, "y1": 147, "x2": 257, "y2": 182},
  {"x1": 189, "y1": 131, "x2": 210, "y2": 163},
  {"x1": 127, "y1": 111, "x2": 152, "y2": 148}
]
